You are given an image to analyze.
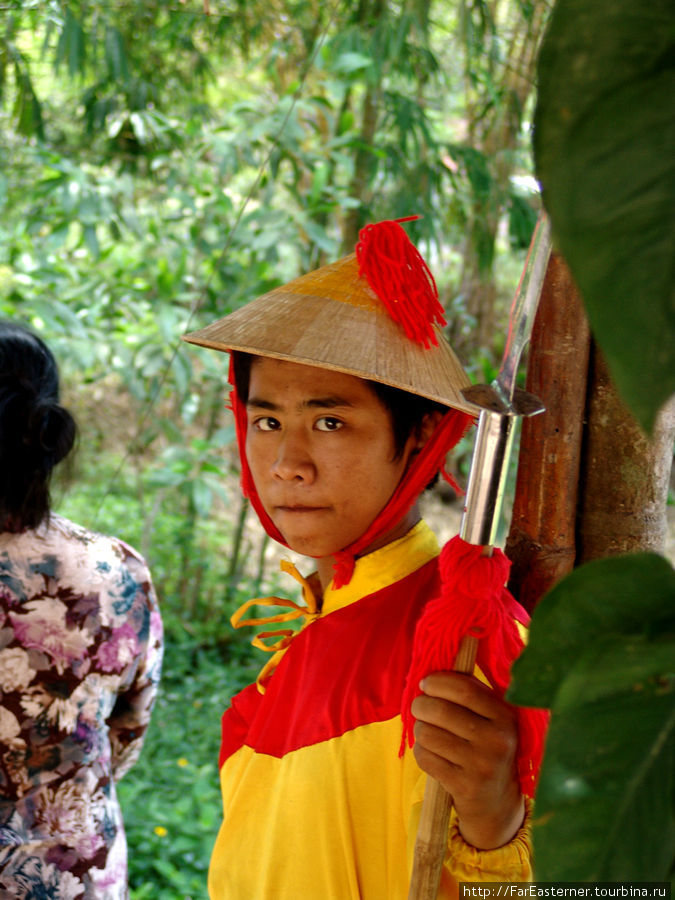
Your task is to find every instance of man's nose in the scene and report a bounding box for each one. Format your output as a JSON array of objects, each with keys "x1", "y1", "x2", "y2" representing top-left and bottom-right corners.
[{"x1": 272, "y1": 431, "x2": 316, "y2": 482}]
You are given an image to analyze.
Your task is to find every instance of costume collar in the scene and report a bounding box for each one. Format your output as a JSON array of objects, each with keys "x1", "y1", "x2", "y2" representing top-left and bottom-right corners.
[
  {"x1": 320, "y1": 519, "x2": 439, "y2": 616},
  {"x1": 230, "y1": 519, "x2": 440, "y2": 691}
]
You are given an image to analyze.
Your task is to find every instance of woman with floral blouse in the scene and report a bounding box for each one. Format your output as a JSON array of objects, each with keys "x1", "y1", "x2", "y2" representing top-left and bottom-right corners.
[{"x1": 0, "y1": 321, "x2": 163, "y2": 899}]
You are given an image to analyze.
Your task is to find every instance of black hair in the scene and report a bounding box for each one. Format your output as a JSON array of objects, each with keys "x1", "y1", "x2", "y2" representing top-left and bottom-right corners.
[
  {"x1": 231, "y1": 350, "x2": 448, "y2": 461},
  {"x1": 0, "y1": 321, "x2": 77, "y2": 531}
]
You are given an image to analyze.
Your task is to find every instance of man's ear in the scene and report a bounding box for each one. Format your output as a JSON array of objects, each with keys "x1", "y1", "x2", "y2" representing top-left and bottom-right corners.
[{"x1": 415, "y1": 410, "x2": 444, "y2": 450}]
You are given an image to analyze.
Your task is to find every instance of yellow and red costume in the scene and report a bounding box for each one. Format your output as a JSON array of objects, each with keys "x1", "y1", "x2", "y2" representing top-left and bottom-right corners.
[
  {"x1": 185, "y1": 219, "x2": 550, "y2": 898},
  {"x1": 209, "y1": 522, "x2": 534, "y2": 899}
]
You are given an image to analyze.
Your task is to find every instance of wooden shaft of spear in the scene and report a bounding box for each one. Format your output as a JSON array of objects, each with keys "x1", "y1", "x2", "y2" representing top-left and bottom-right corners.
[
  {"x1": 407, "y1": 213, "x2": 552, "y2": 900},
  {"x1": 407, "y1": 635, "x2": 479, "y2": 899}
]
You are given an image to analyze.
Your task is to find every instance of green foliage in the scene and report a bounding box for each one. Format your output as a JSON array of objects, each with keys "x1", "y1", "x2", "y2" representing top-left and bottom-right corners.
[
  {"x1": 520, "y1": 0, "x2": 675, "y2": 882},
  {"x1": 1, "y1": 0, "x2": 540, "y2": 315},
  {"x1": 509, "y1": 554, "x2": 675, "y2": 880},
  {"x1": 55, "y1": 443, "x2": 258, "y2": 653},
  {"x1": 0, "y1": 26, "x2": 44, "y2": 139},
  {"x1": 534, "y1": 0, "x2": 675, "y2": 433}
]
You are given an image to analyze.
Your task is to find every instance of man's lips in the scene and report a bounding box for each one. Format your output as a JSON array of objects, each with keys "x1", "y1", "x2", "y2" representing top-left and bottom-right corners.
[
  {"x1": 274, "y1": 504, "x2": 330, "y2": 513},
  {"x1": 275, "y1": 503, "x2": 327, "y2": 512}
]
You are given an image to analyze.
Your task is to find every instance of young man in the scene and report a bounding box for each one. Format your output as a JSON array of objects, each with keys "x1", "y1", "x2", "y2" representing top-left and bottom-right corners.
[{"x1": 184, "y1": 220, "x2": 545, "y2": 898}]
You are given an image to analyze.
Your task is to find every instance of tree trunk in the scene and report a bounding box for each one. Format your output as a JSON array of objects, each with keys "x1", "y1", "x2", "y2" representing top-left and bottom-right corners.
[
  {"x1": 458, "y1": 0, "x2": 550, "y2": 356},
  {"x1": 340, "y1": 0, "x2": 384, "y2": 254},
  {"x1": 507, "y1": 252, "x2": 675, "y2": 609},
  {"x1": 506, "y1": 253, "x2": 591, "y2": 612},
  {"x1": 576, "y1": 348, "x2": 675, "y2": 562},
  {"x1": 460, "y1": 233, "x2": 500, "y2": 352},
  {"x1": 341, "y1": 81, "x2": 379, "y2": 253}
]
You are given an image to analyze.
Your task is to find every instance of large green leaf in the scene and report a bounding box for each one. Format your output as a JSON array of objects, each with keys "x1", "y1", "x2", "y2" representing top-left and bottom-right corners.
[
  {"x1": 509, "y1": 553, "x2": 675, "y2": 707},
  {"x1": 531, "y1": 688, "x2": 674, "y2": 880},
  {"x1": 534, "y1": 0, "x2": 675, "y2": 433},
  {"x1": 509, "y1": 554, "x2": 675, "y2": 880}
]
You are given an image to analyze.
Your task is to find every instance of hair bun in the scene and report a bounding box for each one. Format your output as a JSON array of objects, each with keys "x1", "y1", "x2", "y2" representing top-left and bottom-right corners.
[
  {"x1": 26, "y1": 399, "x2": 76, "y2": 467},
  {"x1": 0, "y1": 320, "x2": 78, "y2": 530}
]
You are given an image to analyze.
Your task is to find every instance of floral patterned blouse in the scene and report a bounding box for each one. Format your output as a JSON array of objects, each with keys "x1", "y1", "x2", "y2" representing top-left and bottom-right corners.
[{"x1": 0, "y1": 514, "x2": 163, "y2": 899}]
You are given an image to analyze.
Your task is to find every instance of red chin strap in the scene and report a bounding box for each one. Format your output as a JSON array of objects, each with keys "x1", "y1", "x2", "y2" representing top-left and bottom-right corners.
[{"x1": 228, "y1": 357, "x2": 473, "y2": 588}]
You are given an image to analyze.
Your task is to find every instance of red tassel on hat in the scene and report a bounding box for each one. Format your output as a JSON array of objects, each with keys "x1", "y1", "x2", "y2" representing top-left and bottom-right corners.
[
  {"x1": 400, "y1": 536, "x2": 549, "y2": 798},
  {"x1": 356, "y1": 218, "x2": 447, "y2": 349}
]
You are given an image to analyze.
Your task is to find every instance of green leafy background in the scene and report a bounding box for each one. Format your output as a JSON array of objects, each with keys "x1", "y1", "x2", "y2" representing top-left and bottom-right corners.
[{"x1": 534, "y1": 0, "x2": 675, "y2": 433}]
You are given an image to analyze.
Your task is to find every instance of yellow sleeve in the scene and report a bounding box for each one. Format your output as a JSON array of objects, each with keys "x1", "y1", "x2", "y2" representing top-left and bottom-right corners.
[
  {"x1": 407, "y1": 775, "x2": 533, "y2": 897},
  {"x1": 443, "y1": 798, "x2": 533, "y2": 883}
]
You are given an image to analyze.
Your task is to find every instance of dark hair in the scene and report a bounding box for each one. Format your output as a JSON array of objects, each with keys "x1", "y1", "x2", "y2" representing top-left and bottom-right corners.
[
  {"x1": 231, "y1": 350, "x2": 448, "y2": 460},
  {"x1": 0, "y1": 321, "x2": 77, "y2": 531}
]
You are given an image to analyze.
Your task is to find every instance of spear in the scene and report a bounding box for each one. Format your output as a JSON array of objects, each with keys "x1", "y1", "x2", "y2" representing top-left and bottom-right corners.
[{"x1": 407, "y1": 211, "x2": 552, "y2": 900}]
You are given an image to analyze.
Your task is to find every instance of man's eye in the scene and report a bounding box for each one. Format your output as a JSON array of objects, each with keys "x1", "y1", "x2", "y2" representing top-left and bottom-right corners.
[
  {"x1": 315, "y1": 417, "x2": 343, "y2": 432},
  {"x1": 254, "y1": 417, "x2": 280, "y2": 432}
]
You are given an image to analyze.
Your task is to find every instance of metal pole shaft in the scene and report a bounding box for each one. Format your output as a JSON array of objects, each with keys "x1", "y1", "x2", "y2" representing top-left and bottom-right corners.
[{"x1": 460, "y1": 410, "x2": 516, "y2": 547}]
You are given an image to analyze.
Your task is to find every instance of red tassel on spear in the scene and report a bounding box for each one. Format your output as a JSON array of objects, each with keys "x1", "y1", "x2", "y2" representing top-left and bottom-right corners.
[{"x1": 403, "y1": 213, "x2": 553, "y2": 899}]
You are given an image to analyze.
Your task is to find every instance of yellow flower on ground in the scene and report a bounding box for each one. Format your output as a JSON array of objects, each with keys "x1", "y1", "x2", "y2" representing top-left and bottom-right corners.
[
  {"x1": 177, "y1": 757, "x2": 189, "y2": 767},
  {"x1": 154, "y1": 826, "x2": 168, "y2": 837}
]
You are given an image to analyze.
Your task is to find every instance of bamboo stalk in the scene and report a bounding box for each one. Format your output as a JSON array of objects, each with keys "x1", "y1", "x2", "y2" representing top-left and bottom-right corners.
[{"x1": 407, "y1": 634, "x2": 479, "y2": 900}]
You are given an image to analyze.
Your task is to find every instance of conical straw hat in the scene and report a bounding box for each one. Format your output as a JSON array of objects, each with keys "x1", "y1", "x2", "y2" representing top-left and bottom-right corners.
[{"x1": 183, "y1": 251, "x2": 477, "y2": 415}]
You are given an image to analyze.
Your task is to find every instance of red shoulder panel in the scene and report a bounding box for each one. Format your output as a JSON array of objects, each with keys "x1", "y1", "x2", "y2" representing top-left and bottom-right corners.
[{"x1": 219, "y1": 559, "x2": 439, "y2": 763}]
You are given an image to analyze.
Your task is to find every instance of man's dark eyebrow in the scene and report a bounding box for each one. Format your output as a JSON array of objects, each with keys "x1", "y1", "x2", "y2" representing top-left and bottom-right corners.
[
  {"x1": 246, "y1": 395, "x2": 355, "y2": 410},
  {"x1": 305, "y1": 396, "x2": 354, "y2": 409},
  {"x1": 246, "y1": 397, "x2": 278, "y2": 410}
]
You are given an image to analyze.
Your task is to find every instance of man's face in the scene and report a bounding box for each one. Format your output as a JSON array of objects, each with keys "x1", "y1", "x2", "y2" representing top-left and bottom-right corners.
[{"x1": 245, "y1": 357, "x2": 417, "y2": 560}]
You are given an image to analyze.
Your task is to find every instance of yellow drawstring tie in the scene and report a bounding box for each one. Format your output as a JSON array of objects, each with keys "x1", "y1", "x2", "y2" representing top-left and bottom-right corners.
[{"x1": 230, "y1": 559, "x2": 321, "y2": 691}]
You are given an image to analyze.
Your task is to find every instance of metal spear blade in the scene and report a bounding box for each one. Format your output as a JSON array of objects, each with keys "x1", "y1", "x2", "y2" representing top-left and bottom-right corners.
[
  {"x1": 496, "y1": 213, "x2": 553, "y2": 407},
  {"x1": 460, "y1": 211, "x2": 552, "y2": 547}
]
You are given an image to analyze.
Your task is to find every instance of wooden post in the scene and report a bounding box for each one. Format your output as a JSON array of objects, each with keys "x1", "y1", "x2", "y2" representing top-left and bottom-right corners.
[
  {"x1": 505, "y1": 253, "x2": 591, "y2": 611},
  {"x1": 577, "y1": 348, "x2": 675, "y2": 562}
]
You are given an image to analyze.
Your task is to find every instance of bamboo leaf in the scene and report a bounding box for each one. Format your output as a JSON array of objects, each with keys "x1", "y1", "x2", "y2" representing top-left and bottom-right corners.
[
  {"x1": 56, "y1": 8, "x2": 86, "y2": 77},
  {"x1": 104, "y1": 26, "x2": 129, "y2": 82},
  {"x1": 82, "y1": 224, "x2": 100, "y2": 258},
  {"x1": 0, "y1": 39, "x2": 7, "y2": 101},
  {"x1": 191, "y1": 480, "x2": 212, "y2": 518},
  {"x1": 332, "y1": 51, "x2": 373, "y2": 75},
  {"x1": 11, "y1": 56, "x2": 44, "y2": 139}
]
